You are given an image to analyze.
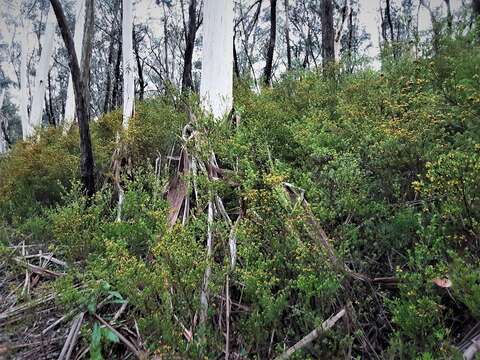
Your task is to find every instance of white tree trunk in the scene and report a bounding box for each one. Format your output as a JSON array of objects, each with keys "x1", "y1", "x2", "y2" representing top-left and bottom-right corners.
[
  {"x1": 122, "y1": 0, "x2": 135, "y2": 129},
  {"x1": 200, "y1": 0, "x2": 234, "y2": 119},
  {"x1": 63, "y1": 0, "x2": 86, "y2": 128},
  {"x1": 29, "y1": 5, "x2": 56, "y2": 130},
  {"x1": 20, "y1": 27, "x2": 31, "y2": 140},
  {"x1": 0, "y1": 89, "x2": 6, "y2": 154}
]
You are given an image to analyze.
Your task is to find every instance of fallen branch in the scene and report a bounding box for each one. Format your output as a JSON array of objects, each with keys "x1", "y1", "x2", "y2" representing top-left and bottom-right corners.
[
  {"x1": 274, "y1": 308, "x2": 346, "y2": 360},
  {"x1": 14, "y1": 258, "x2": 65, "y2": 278},
  {"x1": 58, "y1": 312, "x2": 84, "y2": 360},
  {"x1": 463, "y1": 334, "x2": 480, "y2": 360},
  {"x1": 94, "y1": 314, "x2": 145, "y2": 359}
]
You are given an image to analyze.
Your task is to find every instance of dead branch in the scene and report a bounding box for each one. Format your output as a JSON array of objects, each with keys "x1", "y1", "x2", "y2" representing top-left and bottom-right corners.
[{"x1": 274, "y1": 308, "x2": 346, "y2": 360}]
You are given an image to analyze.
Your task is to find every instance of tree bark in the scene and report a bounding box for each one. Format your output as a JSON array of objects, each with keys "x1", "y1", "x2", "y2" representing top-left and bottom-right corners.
[
  {"x1": 134, "y1": 28, "x2": 146, "y2": 101},
  {"x1": 200, "y1": 0, "x2": 233, "y2": 118},
  {"x1": 50, "y1": 0, "x2": 96, "y2": 197},
  {"x1": 122, "y1": 0, "x2": 135, "y2": 129},
  {"x1": 321, "y1": 0, "x2": 335, "y2": 69},
  {"x1": 112, "y1": 41, "x2": 122, "y2": 109},
  {"x1": 0, "y1": 89, "x2": 7, "y2": 153},
  {"x1": 20, "y1": 26, "x2": 31, "y2": 140},
  {"x1": 444, "y1": 0, "x2": 452, "y2": 33},
  {"x1": 284, "y1": 0, "x2": 292, "y2": 70},
  {"x1": 103, "y1": 0, "x2": 121, "y2": 114},
  {"x1": 30, "y1": 5, "x2": 56, "y2": 130},
  {"x1": 263, "y1": 0, "x2": 277, "y2": 85},
  {"x1": 64, "y1": 0, "x2": 86, "y2": 125},
  {"x1": 385, "y1": 0, "x2": 395, "y2": 44},
  {"x1": 182, "y1": 0, "x2": 197, "y2": 92}
]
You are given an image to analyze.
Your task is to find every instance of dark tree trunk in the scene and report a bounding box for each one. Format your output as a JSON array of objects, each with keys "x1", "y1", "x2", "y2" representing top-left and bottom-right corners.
[
  {"x1": 263, "y1": 0, "x2": 277, "y2": 85},
  {"x1": 181, "y1": 0, "x2": 197, "y2": 92},
  {"x1": 284, "y1": 0, "x2": 292, "y2": 70},
  {"x1": 385, "y1": 0, "x2": 395, "y2": 44},
  {"x1": 134, "y1": 29, "x2": 146, "y2": 101},
  {"x1": 347, "y1": 6, "x2": 354, "y2": 72},
  {"x1": 47, "y1": 70, "x2": 56, "y2": 126},
  {"x1": 50, "y1": 0, "x2": 96, "y2": 197},
  {"x1": 444, "y1": 0, "x2": 453, "y2": 33},
  {"x1": 112, "y1": 41, "x2": 122, "y2": 109},
  {"x1": 321, "y1": 0, "x2": 335, "y2": 68},
  {"x1": 103, "y1": 0, "x2": 120, "y2": 114},
  {"x1": 473, "y1": 0, "x2": 480, "y2": 19},
  {"x1": 233, "y1": 36, "x2": 240, "y2": 78}
]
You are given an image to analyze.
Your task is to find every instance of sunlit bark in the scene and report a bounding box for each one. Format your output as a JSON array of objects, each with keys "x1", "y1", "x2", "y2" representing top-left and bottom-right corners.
[{"x1": 200, "y1": 0, "x2": 234, "y2": 118}]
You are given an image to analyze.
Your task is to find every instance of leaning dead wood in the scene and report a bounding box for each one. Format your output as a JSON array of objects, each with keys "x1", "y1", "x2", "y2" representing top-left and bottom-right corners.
[
  {"x1": 165, "y1": 146, "x2": 191, "y2": 227},
  {"x1": 463, "y1": 333, "x2": 480, "y2": 360},
  {"x1": 42, "y1": 309, "x2": 77, "y2": 334},
  {"x1": 14, "y1": 258, "x2": 65, "y2": 278},
  {"x1": 0, "y1": 293, "x2": 55, "y2": 321},
  {"x1": 274, "y1": 308, "x2": 346, "y2": 360},
  {"x1": 199, "y1": 199, "x2": 214, "y2": 326},
  {"x1": 58, "y1": 312, "x2": 84, "y2": 360}
]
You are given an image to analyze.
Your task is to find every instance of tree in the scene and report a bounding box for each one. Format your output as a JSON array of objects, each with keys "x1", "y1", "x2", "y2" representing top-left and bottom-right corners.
[
  {"x1": 321, "y1": 0, "x2": 335, "y2": 68},
  {"x1": 200, "y1": 0, "x2": 233, "y2": 118},
  {"x1": 122, "y1": 0, "x2": 135, "y2": 129},
  {"x1": 50, "y1": 0, "x2": 96, "y2": 197},
  {"x1": 474, "y1": 0, "x2": 480, "y2": 20},
  {"x1": 0, "y1": 88, "x2": 6, "y2": 153},
  {"x1": 284, "y1": 0, "x2": 292, "y2": 70},
  {"x1": 29, "y1": 5, "x2": 57, "y2": 131},
  {"x1": 103, "y1": 0, "x2": 121, "y2": 114},
  {"x1": 19, "y1": 25, "x2": 32, "y2": 140},
  {"x1": 263, "y1": 0, "x2": 277, "y2": 85},
  {"x1": 64, "y1": 0, "x2": 86, "y2": 126},
  {"x1": 181, "y1": 0, "x2": 197, "y2": 92}
]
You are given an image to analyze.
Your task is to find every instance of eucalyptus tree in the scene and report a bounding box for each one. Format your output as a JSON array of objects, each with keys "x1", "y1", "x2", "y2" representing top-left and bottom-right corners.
[
  {"x1": 263, "y1": 0, "x2": 277, "y2": 85},
  {"x1": 29, "y1": 5, "x2": 57, "y2": 130},
  {"x1": 123, "y1": 0, "x2": 134, "y2": 128},
  {"x1": 50, "y1": 0, "x2": 96, "y2": 196},
  {"x1": 200, "y1": 0, "x2": 233, "y2": 118},
  {"x1": 64, "y1": 0, "x2": 86, "y2": 127}
]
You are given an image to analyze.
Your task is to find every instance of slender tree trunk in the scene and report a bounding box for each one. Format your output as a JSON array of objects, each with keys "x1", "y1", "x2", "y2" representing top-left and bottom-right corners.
[
  {"x1": 64, "y1": 0, "x2": 86, "y2": 125},
  {"x1": 284, "y1": 0, "x2": 292, "y2": 70},
  {"x1": 81, "y1": 0, "x2": 95, "y2": 113},
  {"x1": 263, "y1": 0, "x2": 277, "y2": 85},
  {"x1": 0, "y1": 89, "x2": 6, "y2": 153},
  {"x1": 474, "y1": 0, "x2": 480, "y2": 17},
  {"x1": 321, "y1": 0, "x2": 335, "y2": 69},
  {"x1": 133, "y1": 29, "x2": 145, "y2": 101},
  {"x1": 112, "y1": 41, "x2": 122, "y2": 109},
  {"x1": 334, "y1": 2, "x2": 350, "y2": 62},
  {"x1": 200, "y1": 0, "x2": 233, "y2": 118},
  {"x1": 122, "y1": 0, "x2": 135, "y2": 129},
  {"x1": 30, "y1": 5, "x2": 56, "y2": 130},
  {"x1": 20, "y1": 26, "x2": 31, "y2": 140},
  {"x1": 50, "y1": 0, "x2": 96, "y2": 197},
  {"x1": 104, "y1": 38, "x2": 115, "y2": 113},
  {"x1": 47, "y1": 70, "x2": 56, "y2": 126},
  {"x1": 385, "y1": 0, "x2": 395, "y2": 43},
  {"x1": 103, "y1": 0, "x2": 120, "y2": 114},
  {"x1": 233, "y1": 35, "x2": 240, "y2": 78},
  {"x1": 182, "y1": 0, "x2": 197, "y2": 92},
  {"x1": 163, "y1": 2, "x2": 170, "y2": 82}
]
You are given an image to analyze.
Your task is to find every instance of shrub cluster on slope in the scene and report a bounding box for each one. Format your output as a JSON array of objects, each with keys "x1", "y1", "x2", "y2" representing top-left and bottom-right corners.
[{"x1": 1, "y1": 35, "x2": 480, "y2": 359}]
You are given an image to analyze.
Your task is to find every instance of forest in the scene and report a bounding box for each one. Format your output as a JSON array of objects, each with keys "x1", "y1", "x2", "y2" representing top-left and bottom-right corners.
[{"x1": 0, "y1": 0, "x2": 480, "y2": 359}]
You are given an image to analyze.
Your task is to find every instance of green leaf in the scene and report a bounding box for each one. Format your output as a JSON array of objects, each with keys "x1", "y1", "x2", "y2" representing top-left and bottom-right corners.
[{"x1": 102, "y1": 328, "x2": 120, "y2": 343}]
